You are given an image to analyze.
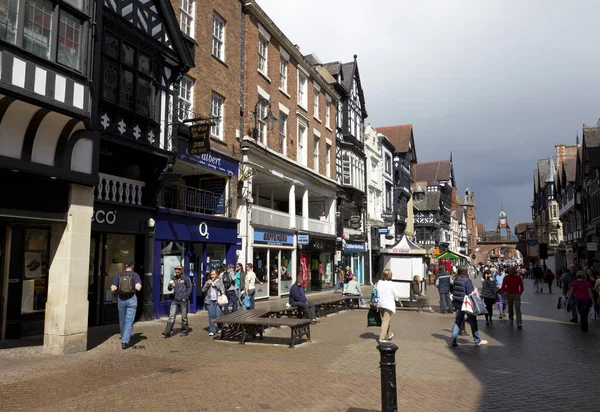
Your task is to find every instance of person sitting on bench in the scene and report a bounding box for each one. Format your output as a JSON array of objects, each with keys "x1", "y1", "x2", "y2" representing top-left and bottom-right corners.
[
  {"x1": 289, "y1": 278, "x2": 317, "y2": 323},
  {"x1": 344, "y1": 274, "x2": 366, "y2": 307}
]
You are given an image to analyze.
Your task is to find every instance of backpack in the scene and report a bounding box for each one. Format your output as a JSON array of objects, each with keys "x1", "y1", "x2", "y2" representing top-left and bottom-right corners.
[
  {"x1": 222, "y1": 271, "x2": 233, "y2": 290},
  {"x1": 369, "y1": 284, "x2": 379, "y2": 307},
  {"x1": 118, "y1": 272, "x2": 135, "y2": 295}
]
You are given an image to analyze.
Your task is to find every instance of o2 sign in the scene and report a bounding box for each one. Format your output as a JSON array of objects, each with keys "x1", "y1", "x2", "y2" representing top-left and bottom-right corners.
[
  {"x1": 92, "y1": 210, "x2": 117, "y2": 225},
  {"x1": 199, "y1": 222, "x2": 209, "y2": 239}
]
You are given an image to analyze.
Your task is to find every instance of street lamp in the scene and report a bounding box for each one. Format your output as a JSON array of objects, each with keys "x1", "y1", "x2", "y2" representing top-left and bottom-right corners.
[{"x1": 252, "y1": 98, "x2": 277, "y2": 139}]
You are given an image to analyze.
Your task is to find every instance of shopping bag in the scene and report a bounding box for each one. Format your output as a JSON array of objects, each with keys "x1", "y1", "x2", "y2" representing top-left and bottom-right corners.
[
  {"x1": 469, "y1": 294, "x2": 488, "y2": 316},
  {"x1": 369, "y1": 286, "x2": 378, "y2": 308},
  {"x1": 461, "y1": 297, "x2": 474, "y2": 315},
  {"x1": 243, "y1": 294, "x2": 251, "y2": 309},
  {"x1": 557, "y1": 296, "x2": 562, "y2": 310},
  {"x1": 217, "y1": 294, "x2": 228, "y2": 306},
  {"x1": 367, "y1": 307, "x2": 382, "y2": 327}
]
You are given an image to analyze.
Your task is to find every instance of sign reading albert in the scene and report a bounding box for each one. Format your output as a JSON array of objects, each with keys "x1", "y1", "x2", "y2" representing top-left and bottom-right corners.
[{"x1": 188, "y1": 123, "x2": 211, "y2": 155}]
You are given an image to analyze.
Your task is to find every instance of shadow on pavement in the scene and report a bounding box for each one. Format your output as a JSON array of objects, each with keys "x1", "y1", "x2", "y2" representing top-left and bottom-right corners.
[{"x1": 359, "y1": 332, "x2": 379, "y2": 340}]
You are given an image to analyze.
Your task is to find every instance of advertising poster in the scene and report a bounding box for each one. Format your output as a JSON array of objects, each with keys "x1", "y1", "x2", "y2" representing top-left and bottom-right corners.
[
  {"x1": 163, "y1": 255, "x2": 182, "y2": 295},
  {"x1": 299, "y1": 254, "x2": 309, "y2": 287},
  {"x1": 24, "y1": 252, "x2": 42, "y2": 279}
]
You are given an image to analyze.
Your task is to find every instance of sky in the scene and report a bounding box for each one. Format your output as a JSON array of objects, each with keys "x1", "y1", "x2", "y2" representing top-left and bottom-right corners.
[{"x1": 256, "y1": 0, "x2": 600, "y2": 231}]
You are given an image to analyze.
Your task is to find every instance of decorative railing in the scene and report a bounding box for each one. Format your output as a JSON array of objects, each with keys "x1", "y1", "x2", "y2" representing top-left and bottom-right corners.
[
  {"x1": 308, "y1": 218, "x2": 334, "y2": 235},
  {"x1": 96, "y1": 173, "x2": 145, "y2": 205},
  {"x1": 162, "y1": 184, "x2": 227, "y2": 216}
]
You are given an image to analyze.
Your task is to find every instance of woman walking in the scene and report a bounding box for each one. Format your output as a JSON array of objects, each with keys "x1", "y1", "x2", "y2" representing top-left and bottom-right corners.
[
  {"x1": 377, "y1": 269, "x2": 403, "y2": 342},
  {"x1": 480, "y1": 270, "x2": 497, "y2": 325},
  {"x1": 567, "y1": 270, "x2": 594, "y2": 332},
  {"x1": 202, "y1": 270, "x2": 225, "y2": 336},
  {"x1": 450, "y1": 266, "x2": 487, "y2": 347}
]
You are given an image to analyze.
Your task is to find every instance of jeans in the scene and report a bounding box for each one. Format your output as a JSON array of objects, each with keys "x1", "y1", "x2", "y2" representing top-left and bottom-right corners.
[
  {"x1": 118, "y1": 294, "x2": 137, "y2": 345},
  {"x1": 333, "y1": 280, "x2": 343, "y2": 293},
  {"x1": 206, "y1": 300, "x2": 221, "y2": 334},
  {"x1": 547, "y1": 282, "x2": 552, "y2": 293},
  {"x1": 291, "y1": 301, "x2": 316, "y2": 320},
  {"x1": 224, "y1": 289, "x2": 239, "y2": 313},
  {"x1": 576, "y1": 300, "x2": 592, "y2": 332},
  {"x1": 248, "y1": 289, "x2": 256, "y2": 310},
  {"x1": 164, "y1": 299, "x2": 189, "y2": 335},
  {"x1": 345, "y1": 293, "x2": 366, "y2": 306},
  {"x1": 439, "y1": 292, "x2": 452, "y2": 313},
  {"x1": 497, "y1": 293, "x2": 505, "y2": 316},
  {"x1": 483, "y1": 297, "x2": 495, "y2": 322},
  {"x1": 569, "y1": 296, "x2": 579, "y2": 321},
  {"x1": 506, "y1": 293, "x2": 522, "y2": 326},
  {"x1": 451, "y1": 300, "x2": 481, "y2": 344}
]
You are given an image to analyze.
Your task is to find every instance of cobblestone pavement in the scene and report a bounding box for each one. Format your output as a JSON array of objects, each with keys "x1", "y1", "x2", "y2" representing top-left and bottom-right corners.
[{"x1": 1, "y1": 280, "x2": 599, "y2": 412}]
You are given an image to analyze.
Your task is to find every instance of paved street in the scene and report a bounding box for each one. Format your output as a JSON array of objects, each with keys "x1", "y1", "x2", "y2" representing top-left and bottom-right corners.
[{"x1": 1, "y1": 280, "x2": 598, "y2": 412}]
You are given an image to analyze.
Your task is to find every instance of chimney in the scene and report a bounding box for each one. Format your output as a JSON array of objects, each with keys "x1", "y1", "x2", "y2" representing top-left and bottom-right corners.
[{"x1": 294, "y1": 44, "x2": 300, "y2": 51}]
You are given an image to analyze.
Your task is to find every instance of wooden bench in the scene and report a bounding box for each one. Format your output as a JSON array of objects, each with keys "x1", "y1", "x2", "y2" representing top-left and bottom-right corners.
[{"x1": 311, "y1": 295, "x2": 352, "y2": 317}]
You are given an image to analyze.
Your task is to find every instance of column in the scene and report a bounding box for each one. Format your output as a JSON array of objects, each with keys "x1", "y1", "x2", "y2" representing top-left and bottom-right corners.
[
  {"x1": 44, "y1": 184, "x2": 93, "y2": 355},
  {"x1": 329, "y1": 198, "x2": 337, "y2": 236},
  {"x1": 239, "y1": 163, "x2": 253, "y2": 266},
  {"x1": 302, "y1": 188, "x2": 309, "y2": 231},
  {"x1": 289, "y1": 184, "x2": 296, "y2": 229}
]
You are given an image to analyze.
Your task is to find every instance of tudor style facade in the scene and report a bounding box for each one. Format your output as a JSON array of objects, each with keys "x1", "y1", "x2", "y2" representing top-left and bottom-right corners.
[
  {"x1": 0, "y1": 0, "x2": 99, "y2": 353},
  {"x1": 325, "y1": 55, "x2": 369, "y2": 284}
]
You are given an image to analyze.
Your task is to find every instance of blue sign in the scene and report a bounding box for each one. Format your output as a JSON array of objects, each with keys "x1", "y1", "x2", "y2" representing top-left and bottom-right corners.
[
  {"x1": 178, "y1": 144, "x2": 239, "y2": 177},
  {"x1": 155, "y1": 210, "x2": 238, "y2": 243},
  {"x1": 344, "y1": 241, "x2": 366, "y2": 253},
  {"x1": 254, "y1": 228, "x2": 294, "y2": 245},
  {"x1": 378, "y1": 227, "x2": 389, "y2": 235},
  {"x1": 297, "y1": 234, "x2": 309, "y2": 245}
]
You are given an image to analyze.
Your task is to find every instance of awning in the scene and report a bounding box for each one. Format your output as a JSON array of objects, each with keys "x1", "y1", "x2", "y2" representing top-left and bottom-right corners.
[
  {"x1": 437, "y1": 249, "x2": 470, "y2": 261},
  {"x1": 382, "y1": 235, "x2": 426, "y2": 255}
]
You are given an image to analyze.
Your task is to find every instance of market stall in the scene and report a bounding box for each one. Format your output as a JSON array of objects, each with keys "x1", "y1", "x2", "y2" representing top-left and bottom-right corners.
[{"x1": 381, "y1": 236, "x2": 427, "y2": 299}]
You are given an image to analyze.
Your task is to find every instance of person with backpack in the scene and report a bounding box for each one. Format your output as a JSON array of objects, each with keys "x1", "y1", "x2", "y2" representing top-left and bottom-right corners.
[
  {"x1": 162, "y1": 264, "x2": 192, "y2": 338},
  {"x1": 222, "y1": 264, "x2": 239, "y2": 313},
  {"x1": 110, "y1": 260, "x2": 142, "y2": 349}
]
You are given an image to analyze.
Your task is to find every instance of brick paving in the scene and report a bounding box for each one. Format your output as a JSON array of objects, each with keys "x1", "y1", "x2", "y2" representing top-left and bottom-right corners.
[{"x1": 1, "y1": 280, "x2": 599, "y2": 411}]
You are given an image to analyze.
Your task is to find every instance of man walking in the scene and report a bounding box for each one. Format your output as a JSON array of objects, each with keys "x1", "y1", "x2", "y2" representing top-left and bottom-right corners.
[
  {"x1": 110, "y1": 260, "x2": 142, "y2": 349},
  {"x1": 501, "y1": 266, "x2": 524, "y2": 329},
  {"x1": 434, "y1": 268, "x2": 453, "y2": 313},
  {"x1": 163, "y1": 264, "x2": 193, "y2": 337},
  {"x1": 289, "y1": 277, "x2": 317, "y2": 322}
]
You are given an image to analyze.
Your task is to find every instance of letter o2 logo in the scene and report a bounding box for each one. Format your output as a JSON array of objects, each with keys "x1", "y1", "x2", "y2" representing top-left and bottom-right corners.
[{"x1": 199, "y1": 222, "x2": 209, "y2": 239}]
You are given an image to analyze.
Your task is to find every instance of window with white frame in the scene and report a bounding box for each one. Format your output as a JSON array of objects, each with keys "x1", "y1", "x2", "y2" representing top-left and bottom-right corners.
[
  {"x1": 325, "y1": 100, "x2": 331, "y2": 128},
  {"x1": 212, "y1": 13, "x2": 225, "y2": 60},
  {"x1": 278, "y1": 112, "x2": 287, "y2": 155},
  {"x1": 298, "y1": 72, "x2": 307, "y2": 108},
  {"x1": 279, "y1": 58, "x2": 287, "y2": 92},
  {"x1": 210, "y1": 93, "x2": 224, "y2": 139},
  {"x1": 257, "y1": 100, "x2": 267, "y2": 143},
  {"x1": 326, "y1": 144, "x2": 331, "y2": 178},
  {"x1": 258, "y1": 35, "x2": 268, "y2": 74},
  {"x1": 297, "y1": 121, "x2": 307, "y2": 166},
  {"x1": 313, "y1": 135, "x2": 319, "y2": 172},
  {"x1": 178, "y1": 76, "x2": 194, "y2": 121},
  {"x1": 342, "y1": 153, "x2": 350, "y2": 185},
  {"x1": 180, "y1": 0, "x2": 194, "y2": 37},
  {"x1": 385, "y1": 154, "x2": 391, "y2": 174},
  {"x1": 313, "y1": 89, "x2": 320, "y2": 119}
]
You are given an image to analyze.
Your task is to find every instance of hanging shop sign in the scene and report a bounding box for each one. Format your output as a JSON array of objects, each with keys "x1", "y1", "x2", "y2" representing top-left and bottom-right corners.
[
  {"x1": 349, "y1": 215, "x2": 362, "y2": 230},
  {"x1": 254, "y1": 228, "x2": 294, "y2": 246},
  {"x1": 297, "y1": 234, "x2": 309, "y2": 245},
  {"x1": 378, "y1": 227, "x2": 389, "y2": 235},
  {"x1": 188, "y1": 123, "x2": 211, "y2": 156},
  {"x1": 381, "y1": 213, "x2": 394, "y2": 221},
  {"x1": 344, "y1": 241, "x2": 366, "y2": 253},
  {"x1": 349, "y1": 234, "x2": 365, "y2": 241}
]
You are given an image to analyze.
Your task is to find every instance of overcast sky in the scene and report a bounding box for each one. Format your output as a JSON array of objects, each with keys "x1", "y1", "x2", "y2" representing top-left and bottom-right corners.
[{"x1": 257, "y1": 0, "x2": 600, "y2": 231}]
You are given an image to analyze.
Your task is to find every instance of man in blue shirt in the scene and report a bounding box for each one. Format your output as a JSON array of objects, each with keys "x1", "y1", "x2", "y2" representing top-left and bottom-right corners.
[
  {"x1": 289, "y1": 278, "x2": 317, "y2": 322},
  {"x1": 111, "y1": 260, "x2": 142, "y2": 349}
]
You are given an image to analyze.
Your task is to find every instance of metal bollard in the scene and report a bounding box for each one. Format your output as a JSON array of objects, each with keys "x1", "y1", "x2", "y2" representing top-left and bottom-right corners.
[{"x1": 377, "y1": 341, "x2": 398, "y2": 412}]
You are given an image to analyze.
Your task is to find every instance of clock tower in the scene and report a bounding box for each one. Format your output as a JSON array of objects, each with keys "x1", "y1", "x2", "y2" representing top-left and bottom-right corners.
[{"x1": 497, "y1": 205, "x2": 511, "y2": 239}]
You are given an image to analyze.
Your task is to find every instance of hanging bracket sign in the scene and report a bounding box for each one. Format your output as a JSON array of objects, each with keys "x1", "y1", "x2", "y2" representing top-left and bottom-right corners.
[{"x1": 189, "y1": 122, "x2": 211, "y2": 155}]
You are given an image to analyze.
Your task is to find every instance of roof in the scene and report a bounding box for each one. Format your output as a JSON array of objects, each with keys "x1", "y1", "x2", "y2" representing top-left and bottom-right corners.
[
  {"x1": 437, "y1": 250, "x2": 470, "y2": 261},
  {"x1": 413, "y1": 190, "x2": 440, "y2": 211},
  {"x1": 413, "y1": 161, "x2": 452, "y2": 186},
  {"x1": 376, "y1": 125, "x2": 412, "y2": 153},
  {"x1": 583, "y1": 125, "x2": 600, "y2": 148},
  {"x1": 452, "y1": 208, "x2": 465, "y2": 221},
  {"x1": 514, "y1": 222, "x2": 531, "y2": 235},
  {"x1": 382, "y1": 236, "x2": 426, "y2": 255},
  {"x1": 324, "y1": 61, "x2": 341, "y2": 76},
  {"x1": 499, "y1": 210, "x2": 507, "y2": 218},
  {"x1": 563, "y1": 158, "x2": 576, "y2": 182}
]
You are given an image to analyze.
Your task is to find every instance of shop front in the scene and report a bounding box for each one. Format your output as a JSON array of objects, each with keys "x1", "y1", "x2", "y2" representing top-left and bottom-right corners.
[
  {"x1": 153, "y1": 209, "x2": 238, "y2": 318},
  {"x1": 297, "y1": 233, "x2": 336, "y2": 292},
  {"x1": 252, "y1": 228, "x2": 295, "y2": 298},
  {"x1": 342, "y1": 240, "x2": 367, "y2": 285},
  {"x1": 88, "y1": 203, "x2": 154, "y2": 326}
]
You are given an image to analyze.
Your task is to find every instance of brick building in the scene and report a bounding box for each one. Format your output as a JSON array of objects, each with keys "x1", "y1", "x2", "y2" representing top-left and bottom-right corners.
[{"x1": 238, "y1": 1, "x2": 340, "y2": 297}]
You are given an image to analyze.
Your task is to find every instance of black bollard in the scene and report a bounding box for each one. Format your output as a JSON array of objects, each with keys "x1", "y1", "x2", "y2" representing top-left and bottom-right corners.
[{"x1": 377, "y1": 341, "x2": 398, "y2": 412}]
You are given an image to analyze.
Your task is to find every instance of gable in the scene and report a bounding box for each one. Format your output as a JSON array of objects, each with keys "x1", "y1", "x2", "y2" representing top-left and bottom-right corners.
[{"x1": 104, "y1": 0, "x2": 193, "y2": 68}]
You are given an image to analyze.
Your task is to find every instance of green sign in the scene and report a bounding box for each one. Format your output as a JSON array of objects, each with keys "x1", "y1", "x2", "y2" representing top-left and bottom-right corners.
[{"x1": 189, "y1": 123, "x2": 211, "y2": 155}]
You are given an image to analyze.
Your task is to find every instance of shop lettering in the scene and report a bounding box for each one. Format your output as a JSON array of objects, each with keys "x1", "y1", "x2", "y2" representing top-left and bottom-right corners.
[
  {"x1": 199, "y1": 222, "x2": 209, "y2": 239},
  {"x1": 263, "y1": 232, "x2": 288, "y2": 242},
  {"x1": 200, "y1": 153, "x2": 222, "y2": 167},
  {"x1": 92, "y1": 210, "x2": 117, "y2": 225}
]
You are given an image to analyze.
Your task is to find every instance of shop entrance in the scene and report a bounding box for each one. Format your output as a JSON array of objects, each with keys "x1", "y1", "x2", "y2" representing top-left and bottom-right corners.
[{"x1": 254, "y1": 247, "x2": 293, "y2": 297}]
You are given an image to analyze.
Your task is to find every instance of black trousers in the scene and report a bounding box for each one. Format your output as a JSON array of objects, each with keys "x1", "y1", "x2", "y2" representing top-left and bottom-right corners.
[
  {"x1": 291, "y1": 302, "x2": 316, "y2": 320},
  {"x1": 483, "y1": 297, "x2": 495, "y2": 322}
]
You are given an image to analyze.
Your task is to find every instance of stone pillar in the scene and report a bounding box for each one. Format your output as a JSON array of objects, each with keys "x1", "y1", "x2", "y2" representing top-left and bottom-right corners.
[
  {"x1": 289, "y1": 184, "x2": 296, "y2": 229},
  {"x1": 329, "y1": 198, "x2": 337, "y2": 236},
  {"x1": 44, "y1": 184, "x2": 93, "y2": 355},
  {"x1": 302, "y1": 188, "x2": 309, "y2": 230}
]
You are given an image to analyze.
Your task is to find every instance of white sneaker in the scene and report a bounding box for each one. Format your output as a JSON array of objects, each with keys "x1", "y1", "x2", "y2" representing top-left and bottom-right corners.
[
  {"x1": 475, "y1": 340, "x2": 488, "y2": 346},
  {"x1": 208, "y1": 332, "x2": 215, "y2": 336},
  {"x1": 389, "y1": 333, "x2": 394, "y2": 340}
]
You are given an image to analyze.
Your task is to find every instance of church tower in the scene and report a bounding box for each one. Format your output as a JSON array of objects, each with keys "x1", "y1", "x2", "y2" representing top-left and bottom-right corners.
[{"x1": 497, "y1": 205, "x2": 511, "y2": 239}]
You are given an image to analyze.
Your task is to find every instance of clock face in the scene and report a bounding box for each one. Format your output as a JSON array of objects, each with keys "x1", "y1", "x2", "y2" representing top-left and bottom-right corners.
[{"x1": 500, "y1": 219, "x2": 506, "y2": 225}]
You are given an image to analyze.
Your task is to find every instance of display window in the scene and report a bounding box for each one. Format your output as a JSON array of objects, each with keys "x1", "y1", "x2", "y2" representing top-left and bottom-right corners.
[
  {"x1": 205, "y1": 243, "x2": 226, "y2": 274},
  {"x1": 253, "y1": 248, "x2": 293, "y2": 298},
  {"x1": 104, "y1": 234, "x2": 136, "y2": 304},
  {"x1": 160, "y1": 241, "x2": 185, "y2": 302},
  {"x1": 21, "y1": 229, "x2": 50, "y2": 314}
]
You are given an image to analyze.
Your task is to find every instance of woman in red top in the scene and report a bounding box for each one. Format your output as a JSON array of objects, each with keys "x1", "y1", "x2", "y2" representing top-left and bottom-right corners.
[{"x1": 567, "y1": 271, "x2": 595, "y2": 332}]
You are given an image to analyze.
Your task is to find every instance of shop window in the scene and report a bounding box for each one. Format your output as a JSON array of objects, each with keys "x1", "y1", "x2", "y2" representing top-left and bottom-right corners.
[
  {"x1": 280, "y1": 250, "x2": 292, "y2": 294},
  {"x1": 105, "y1": 234, "x2": 136, "y2": 304},
  {"x1": 21, "y1": 229, "x2": 50, "y2": 314},
  {"x1": 205, "y1": 243, "x2": 226, "y2": 275},
  {"x1": 161, "y1": 241, "x2": 184, "y2": 302}
]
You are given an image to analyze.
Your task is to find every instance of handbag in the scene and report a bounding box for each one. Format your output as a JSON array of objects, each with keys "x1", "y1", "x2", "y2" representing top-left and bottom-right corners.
[
  {"x1": 469, "y1": 294, "x2": 488, "y2": 316},
  {"x1": 367, "y1": 307, "x2": 382, "y2": 327},
  {"x1": 217, "y1": 293, "x2": 228, "y2": 306},
  {"x1": 243, "y1": 294, "x2": 252, "y2": 309},
  {"x1": 461, "y1": 296, "x2": 474, "y2": 315}
]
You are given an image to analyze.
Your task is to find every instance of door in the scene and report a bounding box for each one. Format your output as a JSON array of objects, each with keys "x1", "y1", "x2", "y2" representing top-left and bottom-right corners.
[{"x1": 87, "y1": 234, "x2": 101, "y2": 327}]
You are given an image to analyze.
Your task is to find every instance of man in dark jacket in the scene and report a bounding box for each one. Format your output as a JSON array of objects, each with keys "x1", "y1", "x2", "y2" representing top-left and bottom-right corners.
[
  {"x1": 289, "y1": 278, "x2": 317, "y2": 322},
  {"x1": 163, "y1": 265, "x2": 193, "y2": 337},
  {"x1": 434, "y1": 270, "x2": 453, "y2": 313}
]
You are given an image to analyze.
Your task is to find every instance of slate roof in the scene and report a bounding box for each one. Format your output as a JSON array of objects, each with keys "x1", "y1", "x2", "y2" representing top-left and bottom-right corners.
[
  {"x1": 583, "y1": 125, "x2": 600, "y2": 148},
  {"x1": 413, "y1": 190, "x2": 440, "y2": 212},
  {"x1": 563, "y1": 158, "x2": 576, "y2": 182},
  {"x1": 452, "y1": 208, "x2": 465, "y2": 221},
  {"x1": 514, "y1": 222, "x2": 530, "y2": 235},
  {"x1": 376, "y1": 124, "x2": 412, "y2": 153},
  {"x1": 413, "y1": 161, "x2": 452, "y2": 186},
  {"x1": 341, "y1": 62, "x2": 354, "y2": 91}
]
